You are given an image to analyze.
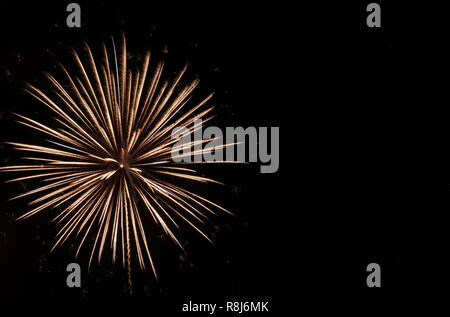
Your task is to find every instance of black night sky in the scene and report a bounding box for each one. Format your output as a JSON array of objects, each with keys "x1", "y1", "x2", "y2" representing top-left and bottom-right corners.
[{"x1": 0, "y1": 0, "x2": 449, "y2": 312}]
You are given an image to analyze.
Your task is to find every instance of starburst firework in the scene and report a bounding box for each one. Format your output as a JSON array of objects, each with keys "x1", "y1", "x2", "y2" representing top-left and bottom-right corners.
[{"x1": 0, "y1": 35, "x2": 234, "y2": 280}]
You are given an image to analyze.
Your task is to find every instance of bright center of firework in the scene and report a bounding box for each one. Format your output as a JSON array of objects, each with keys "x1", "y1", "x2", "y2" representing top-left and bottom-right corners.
[
  {"x1": 103, "y1": 147, "x2": 134, "y2": 174},
  {"x1": 118, "y1": 148, "x2": 133, "y2": 170}
]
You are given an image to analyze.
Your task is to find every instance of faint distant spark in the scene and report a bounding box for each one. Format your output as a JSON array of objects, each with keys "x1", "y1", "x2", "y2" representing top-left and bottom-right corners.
[{"x1": 1, "y1": 35, "x2": 233, "y2": 279}]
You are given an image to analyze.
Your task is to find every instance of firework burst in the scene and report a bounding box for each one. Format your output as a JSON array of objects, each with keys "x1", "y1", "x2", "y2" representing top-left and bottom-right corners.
[{"x1": 0, "y1": 35, "x2": 234, "y2": 281}]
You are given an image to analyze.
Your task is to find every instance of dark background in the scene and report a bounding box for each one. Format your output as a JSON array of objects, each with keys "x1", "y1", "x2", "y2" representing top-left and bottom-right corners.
[{"x1": 0, "y1": 0, "x2": 448, "y2": 311}]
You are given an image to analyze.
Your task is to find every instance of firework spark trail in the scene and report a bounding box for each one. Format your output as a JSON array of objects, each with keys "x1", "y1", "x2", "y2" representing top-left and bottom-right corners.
[{"x1": 0, "y1": 34, "x2": 237, "y2": 280}]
